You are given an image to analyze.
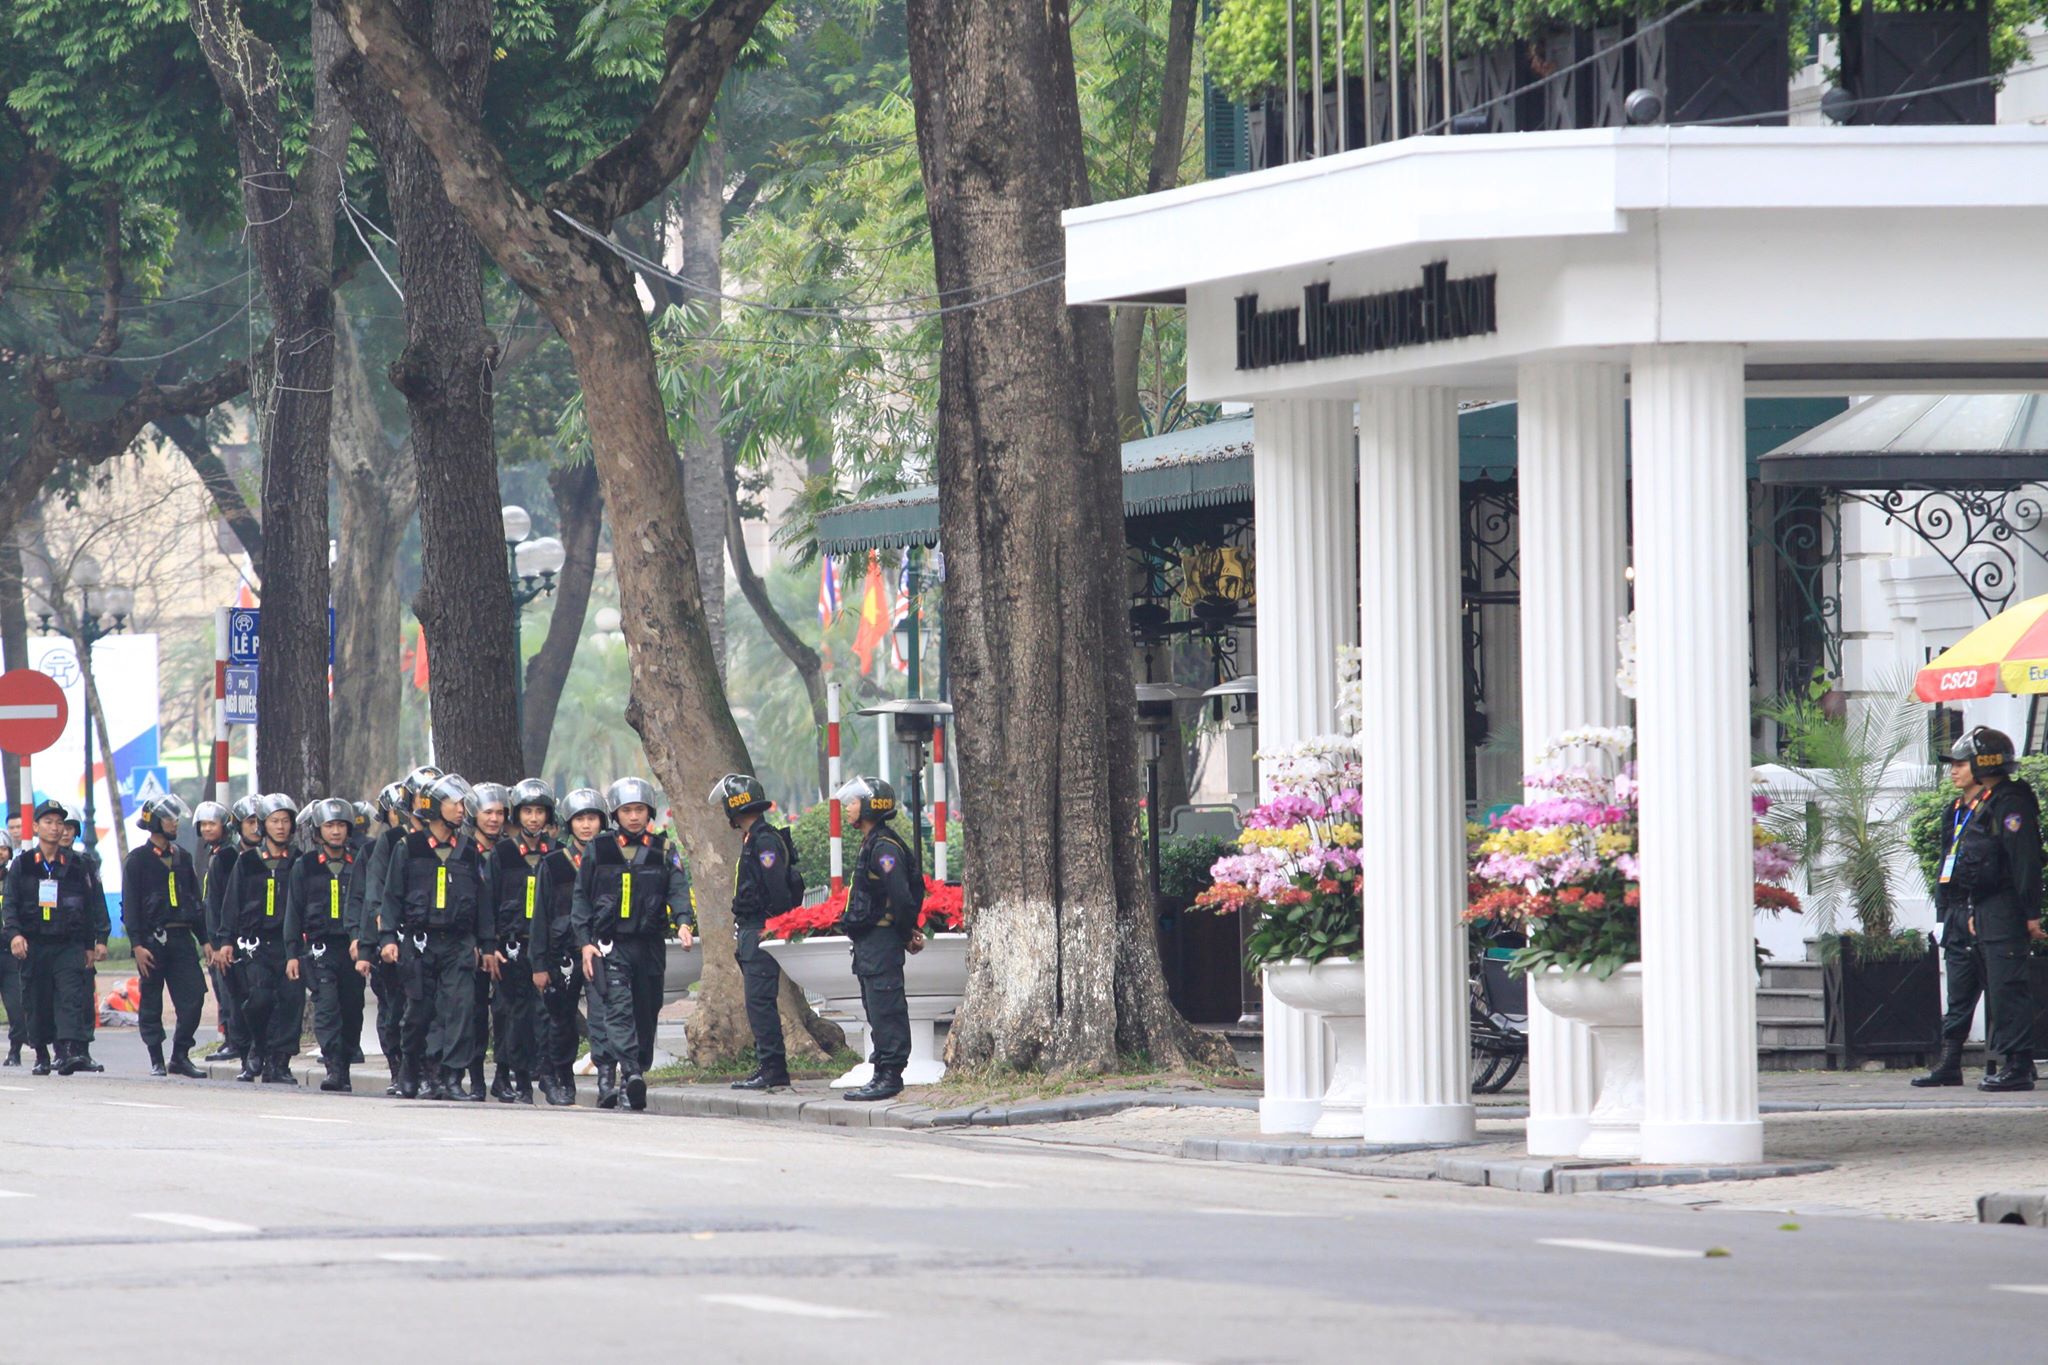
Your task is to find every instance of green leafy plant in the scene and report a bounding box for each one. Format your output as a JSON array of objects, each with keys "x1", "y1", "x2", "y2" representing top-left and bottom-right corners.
[
  {"x1": 1228, "y1": 871, "x2": 1363, "y2": 967},
  {"x1": 1158, "y1": 833, "x2": 1236, "y2": 908}
]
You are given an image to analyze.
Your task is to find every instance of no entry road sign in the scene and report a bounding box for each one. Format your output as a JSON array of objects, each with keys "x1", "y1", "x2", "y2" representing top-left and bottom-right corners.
[{"x1": 0, "y1": 669, "x2": 68, "y2": 755}]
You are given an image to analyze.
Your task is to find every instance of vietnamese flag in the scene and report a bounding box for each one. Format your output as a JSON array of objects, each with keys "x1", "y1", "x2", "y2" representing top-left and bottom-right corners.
[{"x1": 851, "y1": 550, "x2": 889, "y2": 677}]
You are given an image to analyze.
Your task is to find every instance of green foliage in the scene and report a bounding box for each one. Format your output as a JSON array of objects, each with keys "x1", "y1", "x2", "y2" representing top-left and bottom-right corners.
[
  {"x1": 1240, "y1": 871, "x2": 1361, "y2": 967},
  {"x1": 1159, "y1": 833, "x2": 1235, "y2": 908},
  {"x1": 789, "y1": 795, "x2": 961, "y2": 884},
  {"x1": 1508, "y1": 907, "x2": 1641, "y2": 982}
]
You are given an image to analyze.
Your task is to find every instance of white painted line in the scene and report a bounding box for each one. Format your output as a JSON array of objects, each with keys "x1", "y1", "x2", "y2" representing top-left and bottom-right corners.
[
  {"x1": 0, "y1": 1084, "x2": 36, "y2": 1092},
  {"x1": 135, "y1": 1212, "x2": 258, "y2": 1235},
  {"x1": 1994, "y1": 1285, "x2": 2048, "y2": 1296},
  {"x1": 1192, "y1": 1207, "x2": 1330, "y2": 1218},
  {"x1": 701, "y1": 1293, "x2": 884, "y2": 1321},
  {"x1": 0, "y1": 1190, "x2": 31, "y2": 1199},
  {"x1": 621, "y1": 1148, "x2": 759, "y2": 1164},
  {"x1": 256, "y1": 1113, "x2": 352, "y2": 1124},
  {"x1": 377, "y1": 1252, "x2": 447, "y2": 1264},
  {"x1": 100, "y1": 1100, "x2": 176, "y2": 1110},
  {"x1": 0, "y1": 704, "x2": 61, "y2": 720},
  {"x1": 1538, "y1": 1237, "x2": 1706, "y2": 1260},
  {"x1": 894, "y1": 1173, "x2": 1022, "y2": 1190}
]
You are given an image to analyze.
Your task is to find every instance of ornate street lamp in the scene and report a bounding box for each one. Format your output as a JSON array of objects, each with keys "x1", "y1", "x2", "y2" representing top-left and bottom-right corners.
[
  {"x1": 857, "y1": 697, "x2": 953, "y2": 868},
  {"x1": 502, "y1": 503, "x2": 565, "y2": 728},
  {"x1": 31, "y1": 555, "x2": 131, "y2": 857}
]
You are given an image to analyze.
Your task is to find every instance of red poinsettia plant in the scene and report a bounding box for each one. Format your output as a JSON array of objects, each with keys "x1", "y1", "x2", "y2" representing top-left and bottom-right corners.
[{"x1": 763, "y1": 878, "x2": 965, "y2": 944}]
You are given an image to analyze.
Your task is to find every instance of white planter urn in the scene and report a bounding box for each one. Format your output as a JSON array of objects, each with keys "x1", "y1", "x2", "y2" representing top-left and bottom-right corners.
[
  {"x1": 765, "y1": 933, "x2": 968, "y2": 1087},
  {"x1": 1532, "y1": 963, "x2": 1645, "y2": 1162},
  {"x1": 1261, "y1": 957, "x2": 1366, "y2": 1139}
]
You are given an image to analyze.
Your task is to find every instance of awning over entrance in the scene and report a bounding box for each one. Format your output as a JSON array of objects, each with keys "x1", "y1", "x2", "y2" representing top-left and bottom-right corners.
[{"x1": 1758, "y1": 394, "x2": 2048, "y2": 489}]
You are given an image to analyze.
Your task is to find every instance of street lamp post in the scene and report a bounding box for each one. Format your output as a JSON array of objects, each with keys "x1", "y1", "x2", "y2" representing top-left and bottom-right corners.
[
  {"x1": 1137, "y1": 682, "x2": 1201, "y2": 1006},
  {"x1": 857, "y1": 698, "x2": 953, "y2": 871},
  {"x1": 31, "y1": 555, "x2": 130, "y2": 858},
  {"x1": 501, "y1": 504, "x2": 565, "y2": 747}
]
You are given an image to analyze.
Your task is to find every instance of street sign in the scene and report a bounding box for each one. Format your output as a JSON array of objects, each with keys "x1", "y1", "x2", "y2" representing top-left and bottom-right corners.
[
  {"x1": 224, "y1": 665, "x2": 258, "y2": 725},
  {"x1": 0, "y1": 669, "x2": 68, "y2": 755},
  {"x1": 224, "y1": 606, "x2": 335, "y2": 665},
  {"x1": 124, "y1": 766, "x2": 170, "y2": 804},
  {"x1": 226, "y1": 608, "x2": 261, "y2": 664}
]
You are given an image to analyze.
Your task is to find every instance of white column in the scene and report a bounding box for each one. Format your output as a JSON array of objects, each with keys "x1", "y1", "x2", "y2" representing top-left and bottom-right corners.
[
  {"x1": 1252, "y1": 398, "x2": 1355, "y2": 1134},
  {"x1": 1630, "y1": 344, "x2": 1763, "y2": 1165},
  {"x1": 1514, "y1": 362, "x2": 1627, "y2": 1157},
  {"x1": 1357, "y1": 384, "x2": 1476, "y2": 1145}
]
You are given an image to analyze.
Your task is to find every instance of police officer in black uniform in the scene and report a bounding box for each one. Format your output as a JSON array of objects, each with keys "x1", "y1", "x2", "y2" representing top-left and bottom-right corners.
[
  {"x1": 0, "y1": 828, "x2": 27, "y2": 1068},
  {"x1": 4, "y1": 800, "x2": 110, "y2": 1076},
  {"x1": 1920, "y1": 726, "x2": 2045, "y2": 1091},
  {"x1": 710, "y1": 773, "x2": 797, "y2": 1092},
  {"x1": 219, "y1": 793, "x2": 303, "y2": 1084},
  {"x1": 123, "y1": 796, "x2": 207, "y2": 1079},
  {"x1": 285, "y1": 799, "x2": 366, "y2": 1093},
  {"x1": 537, "y1": 787, "x2": 608, "y2": 1105},
  {"x1": 204, "y1": 795, "x2": 262, "y2": 1065},
  {"x1": 461, "y1": 783, "x2": 512, "y2": 1101},
  {"x1": 382, "y1": 773, "x2": 493, "y2": 1101},
  {"x1": 573, "y1": 778, "x2": 693, "y2": 1112},
  {"x1": 835, "y1": 777, "x2": 922, "y2": 1102},
  {"x1": 487, "y1": 779, "x2": 554, "y2": 1105},
  {"x1": 362, "y1": 773, "x2": 432, "y2": 1093}
]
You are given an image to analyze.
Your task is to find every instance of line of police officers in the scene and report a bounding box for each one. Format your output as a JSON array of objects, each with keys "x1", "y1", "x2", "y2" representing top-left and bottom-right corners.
[{"x1": 1, "y1": 765, "x2": 927, "y2": 1107}]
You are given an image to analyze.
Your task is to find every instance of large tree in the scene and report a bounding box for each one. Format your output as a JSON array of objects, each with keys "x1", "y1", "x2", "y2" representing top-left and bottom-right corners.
[
  {"x1": 323, "y1": 0, "x2": 841, "y2": 1062},
  {"x1": 904, "y1": 0, "x2": 1222, "y2": 1071}
]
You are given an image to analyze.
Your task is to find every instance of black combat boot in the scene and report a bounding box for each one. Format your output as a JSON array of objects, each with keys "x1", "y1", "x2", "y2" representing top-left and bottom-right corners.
[
  {"x1": 262, "y1": 1053, "x2": 298, "y2": 1085},
  {"x1": 396, "y1": 1054, "x2": 422, "y2": 1099},
  {"x1": 1912, "y1": 1040, "x2": 1965, "y2": 1087},
  {"x1": 622, "y1": 1067, "x2": 647, "y2": 1112},
  {"x1": 491, "y1": 1063, "x2": 515, "y2": 1103},
  {"x1": 539, "y1": 1067, "x2": 572, "y2": 1106},
  {"x1": 4, "y1": 1041, "x2": 22, "y2": 1066},
  {"x1": 425, "y1": 1065, "x2": 454, "y2": 1101},
  {"x1": 596, "y1": 1060, "x2": 620, "y2": 1110},
  {"x1": 1981, "y1": 1055, "x2": 2038, "y2": 1092},
  {"x1": 236, "y1": 1049, "x2": 262, "y2": 1083},
  {"x1": 467, "y1": 1059, "x2": 488, "y2": 1102},
  {"x1": 845, "y1": 1066, "x2": 904, "y2": 1102},
  {"x1": 146, "y1": 1043, "x2": 168, "y2": 1077},
  {"x1": 74, "y1": 1045, "x2": 103, "y2": 1074},
  {"x1": 212, "y1": 1042, "x2": 245, "y2": 1064},
  {"x1": 167, "y1": 1050, "x2": 204, "y2": 1079},
  {"x1": 558, "y1": 1064, "x2": 577, "y2": 1105},
  {"x1": 320, "y1": 1060, "x2": 351, "y2": 1093},
  {"x1": 54, "y1": 1040, "x2": 80, "y2": 1076},
  {"x1": 513, "y1": 1070, "x2": 535, "y2": 1105},
  {"x1": 730, "y1": 1067, "x2": 792, "y2": 1092},
  {"x1": 30, "y1": 1045, "x2": 52, "y2": 1075}
]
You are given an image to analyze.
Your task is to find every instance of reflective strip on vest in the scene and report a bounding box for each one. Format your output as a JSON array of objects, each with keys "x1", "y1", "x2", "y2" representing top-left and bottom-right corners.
[
  {"x1": 524, "y1": 877, "x2": 536, "y2": 920},
  {"x1": 265, "y1": 879, "x2": 276, "y2": 918},
  {"x1": 620, "y1": 872, "x2": 633, "y2": 919},
  {"x1": 168, "y1": 873, "x2": 179, "y2": 909},
  {"x1": 330, "y1": 877, "x2": 341, "y2": 921},
  {"x1": 436, "y1": 865, "x2": 447, "y2": 910}
]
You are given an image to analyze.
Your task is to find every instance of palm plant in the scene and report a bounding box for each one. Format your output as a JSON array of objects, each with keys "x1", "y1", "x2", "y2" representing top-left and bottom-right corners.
[{"x1": 1759, "y1": 676, "x2": 1927, "y2": 950}]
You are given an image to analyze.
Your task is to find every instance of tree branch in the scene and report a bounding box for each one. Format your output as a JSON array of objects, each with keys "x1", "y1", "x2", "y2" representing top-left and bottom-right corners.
[
  {"x1": 0, "y1": 142, "x2": 61, "y2": 304},
  {"x1": 154, "y1": 413, "x2": 266, "y2": 580}
]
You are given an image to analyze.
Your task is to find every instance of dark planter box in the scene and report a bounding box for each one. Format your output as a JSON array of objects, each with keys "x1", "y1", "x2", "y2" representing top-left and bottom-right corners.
[
  {"x1": 1823, "y1": 939, "x2": 1941, "y2": 1069},
  {"x1": 1839, "y1": 0, "x2": 1992, "y2": 126},
  {"x1": 2030, "y1": 955, "x2": 2048, "y2": 1054}
]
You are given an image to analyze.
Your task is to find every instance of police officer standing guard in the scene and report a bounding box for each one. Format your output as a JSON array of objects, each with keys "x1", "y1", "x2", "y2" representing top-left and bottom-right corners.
[
  {"x1": 538, "y1": 787, "x2": 608, "y2": 1105},
  {"x1": 123, "y1": 796, "x2": 207, "y2": 1078},
  {"x1": 219, "y1": 793, "x2": 303, "y2": 1084},
  {"x1": 710, "y1": 774, "x2": 797, "y2": 1092},
  {"x1": 573, "y1": 778, "x2": 693, "y2": 1112},
  {"x1": 285, "y1": 799, "x2": 366, "y2": 1092},
  {"x1": 4, "y1": 800, "x2": 110, "y2": 1076},
  {"x1": 362, "y1": 774, "x2": 432, "y2": 1093},
  {"x1": 834, "y1": 777, "x2": 923, "y2": 1102},
  {"x1": 1920, "y1": 727, "x2": 2045, "y2": 1092},
  {"x1": 383, "y1": 773, "x2": 493, "y2": 1101},
  {"x1": 205, "y1": 796, "x2": 261, "y2": 1065},
  {"x1": 0, "y1": 829, "x2": 28, "y2": 1069},
  {"x1": 488, "y1": 779, "x2": 554, "y2": 1104}
]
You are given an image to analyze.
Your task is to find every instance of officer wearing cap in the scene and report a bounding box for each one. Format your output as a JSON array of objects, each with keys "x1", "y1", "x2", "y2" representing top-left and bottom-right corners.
[
  {"x1": 4, "y1": 799, "x2": 110, "y2": 1076},
  {"x1": 537, "y1": 787, "x2": 608, "y2": 1105},
  {"x1": 284, "y1": 799, "x2": 366, "y2": 1093},
  {"x1": 382, "y1": 773, "x2": 493, "y2": 1101},
  {"x1": 573, "y1": 777, "x2": 693, "y2": 1111},
  {"x1": 0, "y1": 827, "x2": 27, "y2": 1068},
  {"x1": 710, "y1": 773, "x2": 797, "y2": 1092},
  {"x1": 219, "y1": 793, "x2": 303, "y2": 1084},
  {"x1": 204, "y1": 796, "x2": 262, "y2": 1065},
  {"x1": 487, "y1": 778, "x2": 555, "y2": 1105},
  {"x1": 122, "y1": 796, "x2": 207, "y2": 1079},
  {"x1": 1923, "y1": 727, "x2": 2045, "y2": 1092},
  {"x1": 834, "y1": 777, "x2": 922, "y2": 1102}
]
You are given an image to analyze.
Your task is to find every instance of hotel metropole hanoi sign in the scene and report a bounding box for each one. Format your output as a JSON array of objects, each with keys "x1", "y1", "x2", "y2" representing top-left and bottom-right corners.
[{"x1": 1234, "y1": 261, "x2": 1498, "y2": 371}]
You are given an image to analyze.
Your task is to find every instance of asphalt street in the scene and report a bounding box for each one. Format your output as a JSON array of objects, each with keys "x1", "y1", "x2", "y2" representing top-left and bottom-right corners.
[{"x1": 4, "y1": 1034, "x2": 2048, "y2": 1363}]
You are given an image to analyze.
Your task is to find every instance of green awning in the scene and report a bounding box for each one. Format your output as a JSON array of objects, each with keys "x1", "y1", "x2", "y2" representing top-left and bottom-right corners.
[{"x1": 813, "y1": 398, "x2": 1851, "y2": 555}]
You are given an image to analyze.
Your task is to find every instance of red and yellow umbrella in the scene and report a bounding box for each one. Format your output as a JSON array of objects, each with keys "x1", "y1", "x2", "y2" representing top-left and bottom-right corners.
[{"x1": 1916, "y1": 594, "x2": 2048, "y2": 701}]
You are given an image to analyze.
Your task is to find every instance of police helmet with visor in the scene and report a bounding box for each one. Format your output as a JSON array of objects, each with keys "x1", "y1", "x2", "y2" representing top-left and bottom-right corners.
[
  {"x1": 561, "y1": 787, "x2": 606, "y2": 824},
  {"x1": 708, "y1": 773, "x2": 771, "y2": 823},
  {"x1": 605, "y1": 777, "x2": 659, "y2": 818},
  {"x1": 834, "y1": 775, "x2": 898, "y2": 826},
  {"x1": 1950, "y1": 726, "x2": 2017, "y2": 781},
  {"x1": 135, "y1": 794, "x2": 191, "y2": 836}
]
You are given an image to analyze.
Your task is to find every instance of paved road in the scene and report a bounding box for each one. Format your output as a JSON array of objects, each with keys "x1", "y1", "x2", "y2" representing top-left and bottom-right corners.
[{"x1": 3, "y1": 1035, "x2": 2047, "y2": 1363}]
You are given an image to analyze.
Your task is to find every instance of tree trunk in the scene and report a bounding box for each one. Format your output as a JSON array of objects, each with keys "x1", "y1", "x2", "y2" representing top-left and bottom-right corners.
[
  {"x1": 725, "y1": 438, "x2": 829, "y2": 798},
  {"x1": 520, "y1": 459, "x2": 601, "y2": 772},
  {"x1": 190, "y1": 0, "x2": 353, "y2": 799},
  {"x1": 329, "y1": 299, "x2": 417, "y2": 798},
  {"x1": 337, "y1": 0, "x2": 520, "y2": 785},
  {"x1": 679, "y1": 143, "x2": 728, "y2": 675},
  {"x1": 905, "y1": 0, "x2": 1225, "y2": 1073},
  {"x1": 154, "y1": 415, "x2": 266, "y2": 579},
  {"x1": 1110, "y1": 0, "x2": 1198, "y2": 441}
]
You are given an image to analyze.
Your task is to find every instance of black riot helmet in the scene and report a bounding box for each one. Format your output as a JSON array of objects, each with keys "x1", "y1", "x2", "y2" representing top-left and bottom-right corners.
[
  {"x1": 377, "y1": 781, "x2": 408, "y2": 816},
  {"x1": 834, "y1": 775, "x2": 898, "y2": 827},
  {"x1": 403, "y1": 765, "x2": 445, "y2": 818},
  {"x1": 136, "y1": 794, "x2": 191, "y2": 837},
  {"x1": 560, "y1": 787, "x2": 607, "y2": 825},
  {"x1": 1950, "y1": 726, "x2": 2017, "y2": 780},
  {"x1": 708, "y1": 773, "x2": 771, "y2": 825},
  {"x1": 510, "y1": 778, "x2": 556, "y2": 819}
]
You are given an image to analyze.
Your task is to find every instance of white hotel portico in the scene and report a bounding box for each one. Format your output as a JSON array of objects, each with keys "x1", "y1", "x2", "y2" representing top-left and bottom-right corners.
[{"x1": 1064, "y1": 126, "x2": 2048, "y2": 1163}]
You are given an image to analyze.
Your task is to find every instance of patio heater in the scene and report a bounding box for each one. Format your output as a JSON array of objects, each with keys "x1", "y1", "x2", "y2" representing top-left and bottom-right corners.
[
  {"x1": 1138, "y1": 682, "x2": 1203, "y2": 1007},
  {"x1": 856, "y1": 697, "x2": 953, "y2": 872},
  {"x1": 1203, "y1": 674, "x2": 1262, "y2": 1026}
]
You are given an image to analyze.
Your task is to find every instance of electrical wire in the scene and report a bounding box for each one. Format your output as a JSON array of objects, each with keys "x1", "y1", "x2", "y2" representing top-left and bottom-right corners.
[
  {"x1": 5, "y1": 269, "x2": 256, "y2": 312},
  {"x1": 341, "y1": 194, "x2": 405, "y2": 303},
  {"x1": 23, "y1": 297, "x2": 255, "y2": 367}
]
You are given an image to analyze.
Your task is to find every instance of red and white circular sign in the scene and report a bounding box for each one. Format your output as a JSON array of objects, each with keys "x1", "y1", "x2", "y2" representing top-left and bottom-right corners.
[{"x1": 0, "y1": 669, "x2": 69, "y2": 756}]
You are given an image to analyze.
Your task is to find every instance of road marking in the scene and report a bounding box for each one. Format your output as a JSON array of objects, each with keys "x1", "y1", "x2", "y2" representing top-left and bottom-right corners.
[
  {"x1": 377, "y1": 1252, "x2": 447, "y2": 1264},
  {"x1": 1995, "y1": 1285, "x2": 2048, "y2": 1296},
  {"x1": 1538, "y1": 1238, "x2": 1707, "y2": 1260},
  {"x1": 135, "y1": 1212, "x2": 258, "y2": 1235},
  {"x1": 101, "y1": 1100, "x2": 176, "y2": 1110},
  {"x1": 1192, "y1": 1207, "x2": 1329, "y2": 1218},
  {"x1": 0, "y1": 1190, "x2": 31, "y2": 1199},
  {"x1": 0, "y1": 1084, "x2": 35, "y2": 1092},
  {"x1": 701, "y1": 1294, "x2": 883, "y2": 1321},
  {"x1": 256, "y1": 1113, "x2": 352, "y2": 1124},
  {"x1": 894, "y1": 1173, "x2": 1022, "y2": 1190},
  {"x1": 621, "y1": 1148, "x2": 758, "y2": 1164}
]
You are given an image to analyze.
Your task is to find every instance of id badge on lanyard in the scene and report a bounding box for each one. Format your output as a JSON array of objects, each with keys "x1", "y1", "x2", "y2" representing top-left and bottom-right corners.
[
  {"x1": 1941, "y1": 798, "x2": 1984, "y2": 885},
  {"x1": 38, "y1": 877, "x2": 59, "y2": 922}
]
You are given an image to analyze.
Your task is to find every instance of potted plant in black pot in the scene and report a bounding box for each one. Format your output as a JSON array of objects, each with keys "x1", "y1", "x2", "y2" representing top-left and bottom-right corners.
[{"x1": 1762, "y1": 679, "x2": 1938, "y2": 1069}]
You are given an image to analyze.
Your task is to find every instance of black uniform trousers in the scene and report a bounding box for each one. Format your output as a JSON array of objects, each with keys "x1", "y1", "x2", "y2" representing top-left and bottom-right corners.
[
  {"x1": 303, "y1": 936, "x2": 365, "y2": 1063},
  {"x1": 468, "y1": 965, "x2": 492, "y2": 1068},
  {"x1": 209, "y1": 959, "x2": 249, "y2": 1052},
  {"x1": 231, "y1": 938, "x2": 302, "y2": 1060},
  {"x1": 490, "y1": 942, "x2": 540, "y2": 1071},
  {"x1": 733, "y1": 921, "x2": 786, "y2": 1074},
  {"x1": 540, "y1": 957, "x2": 599, "y2": 1068},
  {"x1": 1939, "y1": 925, "x2": 1987, "y2": 1046},
  {"x1": 367, "y1": 958, "x2": 406, "y2": 1063},
  {"x1": 1982, "y1": 936, "x2": 2037, "y2": 1063},
  {"x1": 591, "y1": 936, "x2": 665, "y2": 1072},
  {"x1": 399, "y1": 932, "x2": 478, "y2": 1071},
  {"x1": 22, "y1": 935, "x2": 93, "y2": 1045},
  {"x1": 137, "y1": 926, "x2": 207, "y2": 1054},
  {"x1": 0, "y1": 949, "x2": 27, "y2": 1048},
  {"x1": 851, "y1": 930, "x2": 910, "y2": 1070}
]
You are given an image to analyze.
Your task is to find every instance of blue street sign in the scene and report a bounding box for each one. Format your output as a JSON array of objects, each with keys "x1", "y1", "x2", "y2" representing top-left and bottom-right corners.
[
  {"x1": 224, "y1": 665, "x2": 258, "y2": 725},
  {"x1": 223, "y1": 606, "x2": 336, "y2": 665},
  {"x1": 123, "y1": 766, "x2": 171, "y2": 804},
  {"x1": 226, "y1": 608, "x2": 261, "y2": 664}
]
